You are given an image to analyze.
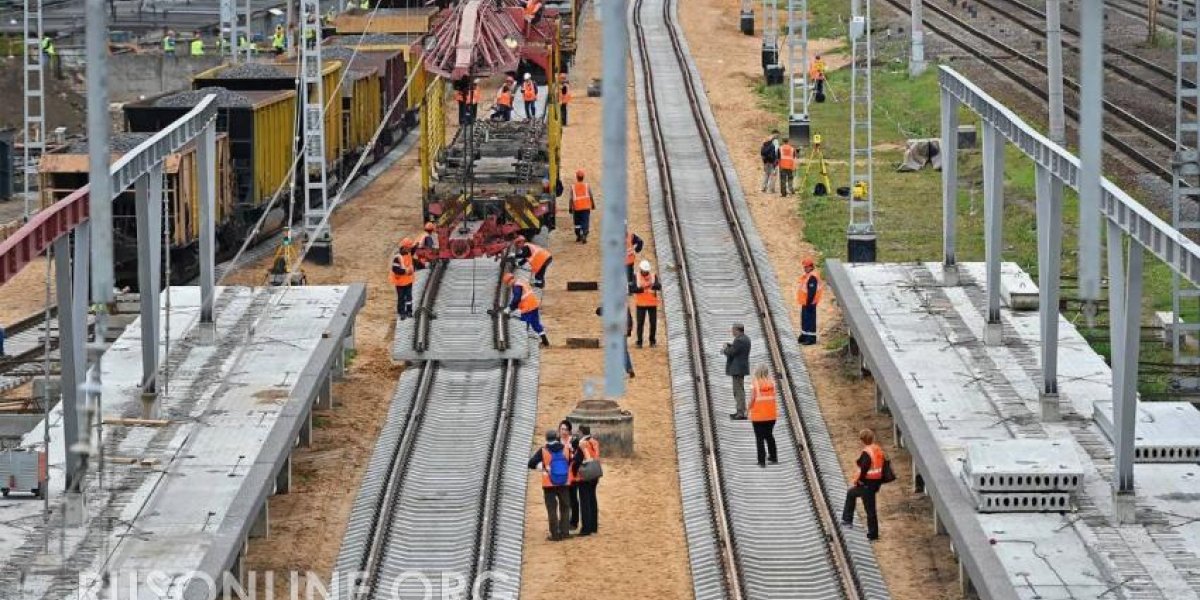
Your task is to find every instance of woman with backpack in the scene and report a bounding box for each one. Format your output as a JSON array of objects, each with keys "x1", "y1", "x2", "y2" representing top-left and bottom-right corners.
[
  {"x1": 529, "y1": 429, "x2": 578, "y2": 541},
  {"x1": 760, "y1": 130, "x2": 780, "y2": 193},
  {"x1": 841, "y1": 428, "x2": 892, "y2": 541}
]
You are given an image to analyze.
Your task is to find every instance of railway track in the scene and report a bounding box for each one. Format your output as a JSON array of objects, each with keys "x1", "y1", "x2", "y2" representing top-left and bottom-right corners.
[
  {"x1": 885, "y1": 0, "x2": 1175, "y2": 181},
  {"x1": 631, "y1": 0, "x2": 888, "y2": 596},
  {"x1": 334, "y1": 257, "x2": 536, "y2": 599}
]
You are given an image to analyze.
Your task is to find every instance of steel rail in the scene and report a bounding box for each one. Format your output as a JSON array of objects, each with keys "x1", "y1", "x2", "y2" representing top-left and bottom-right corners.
[
  {"x1": 634, "y1": 0, "x2": 866, "y2": 596},
  {"x1": 413, "y1": 260, "x2": 447, "y2": 353},
  {"x1": 884, "y1": 0, "x2": 1174, "y2": 182}
]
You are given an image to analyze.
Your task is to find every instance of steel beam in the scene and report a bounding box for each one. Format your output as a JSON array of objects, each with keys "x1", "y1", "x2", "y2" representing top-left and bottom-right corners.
[
  {"x1": 601, "y1": 0, "x2": 629, "y2": 399},
  {"x1": 940, "y1": 87, "x2": 958, "y2": 271},
  {"x1": 1077, "y1": 0, "x2": 1103, "y2": 308},
  {"x1": 983, "y1": 123, "x2": 1004, "y2": 339},
  {"x1": 1107, "y1": 221, "x2": 1141, "y2": 495},
  {"x1": 1036, "y1": 166, "x2": 1062, "y2": 401},
  {"x1": 1045, "y1": 0, "x2": 1066, "y2": 145},
  {"x1": 54, "y1": 225, "x2": 86, "y2": 492},
  {"x1": 938, "y1": 67, "x2": 1200, "y2": 289},
  {"x1": 135, "y1": 166, "x2": 163, "y2": 398},
  {"x1": 198, "y1": 122, "x2": 217, "y2": 325}
]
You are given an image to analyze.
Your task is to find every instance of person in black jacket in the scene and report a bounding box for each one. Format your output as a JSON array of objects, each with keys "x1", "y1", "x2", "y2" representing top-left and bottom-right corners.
[
  {"x1": 723, "y1": 323, "x2": 752, "y2": 419},
  {"x1": 596, "y1": 305, "x2": 635, "y2": 378},
  {"x1": 559, "y1": 419, "x2": 583, "y2": 531},
  {"x1": 842, "y1": 428, "x2": 886, "y2": 540},
  {"x1": 760, "y1": 130, "x2": 780, "y2": 193}
]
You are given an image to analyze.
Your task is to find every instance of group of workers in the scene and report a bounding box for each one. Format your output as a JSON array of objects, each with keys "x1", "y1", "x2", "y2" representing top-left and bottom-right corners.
[
  {"x1": 452, "y1": 71, "x2": 571, "y2": 125},
  {"x1": 529, "y1": 419, "x2": 602, "y2": 541}
]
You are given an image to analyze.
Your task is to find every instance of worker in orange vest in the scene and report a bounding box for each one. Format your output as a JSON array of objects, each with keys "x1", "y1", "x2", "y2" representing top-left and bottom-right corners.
[
  {"x1": 568, "y1": 169, "x2": 595, "y2": 243},
  {"x1": 630, "y1": 260, "x2": 662, "y2": 347},
  {"x1": 842, "y1": 428, "x2": 886, "y2": 540},
  {"x1": 625, "y1": 227, "x2": 645, "y2": 286},
  {"x1": 528, "y1": 429, "x2": 577, "y2": 540},
  {"x1": 390, "y1": 238, "x2": 419, "y2": 319},
  {"x1": 454, "y1": 79, "x2": 481, "y2": 125},
  {"x1": 748, "y1": 364, "x2": 778, "y2": 467},
  {"x1": 576, "y1": 424, "x2": 602, "y2": 535},
  {"x1": 494, "y1": 83, "x2": 514, "y2": 121},
  {"x1": 558, "y1": 73, "x2": 571, "y2": 127},
  {"x1": 414, "y1": 222, "x2": 439, "y2": 268},
  {"x1": 504, "y1": 272, "x2": 550, "y2": 346},
  {"x1": 521, "y1": 73, "x2": 539, "y2": 120},
  {"x1": 778, "y1": 137, "x2": 797, "y2": 197},
  {"x1": 523, "y1": 0, "x2": 544, "y2": 27},
  {"x1": 796, "y1": 257, "x2": 823, "y2": 345},
  {"x1": 513, "y1": 235, "x2": 553, "y2": 288},
  {"x1": 809, "y1": 54, "x2": 828, "y2": 100}
]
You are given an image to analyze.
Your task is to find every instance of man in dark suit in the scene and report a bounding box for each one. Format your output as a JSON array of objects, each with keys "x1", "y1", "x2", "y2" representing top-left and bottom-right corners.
[{"x1": 723, "y1": 323, "x2": 751, "y2": 420}]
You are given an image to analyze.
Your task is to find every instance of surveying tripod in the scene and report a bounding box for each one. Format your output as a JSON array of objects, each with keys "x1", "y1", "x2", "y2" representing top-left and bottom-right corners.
[{"x1": 801, "y1": 134, "x2": 832, "y2": 196}]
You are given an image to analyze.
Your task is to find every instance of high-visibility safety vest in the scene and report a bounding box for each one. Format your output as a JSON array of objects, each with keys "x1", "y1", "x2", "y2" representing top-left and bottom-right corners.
[
  {"x1": 796, "y1": 270, "x2": 823, "y2": 307},
  {"x1": 580, "y1": 436, "x2": 600, "y2": 461},
  {"x1": 560, "y1": 83, "x2": 571, "y2": 105},
  {"x1": 514, "y1": 279, "x2": 540, "y2": 312},
  {"x1": 417, "y1": 232, "x2": 437, "y2": 250},
  {"x1": 390, "y1": 252, "x2": 414, "y2": 286},
  {"x1": 220, "y1": 37, "x2": 231, "y2": 51},
  {"x1": 525, "y1": 243, "x2": 552, "y2": 273},
  {"x1": 163, "y1": 36, "x2": 176, "y2": 52},
  {"x1": 360, "y1": 0, "x2": 370, "y2": 9},
  {"x1": 522, "y1": 80, "x2": 537, "y2": 102},
  {"x1": 540, "y1": 445, "x2": 572, "y2": 488},
  {"x1": 864, "y1": 443, "x2": 885, "y2": 480},
  {"x1": 749, "y1": 377, "x2": 778, "y2": 422},
  {"x1": 238, "y1": 35, "x2": 252, "y2": 50},
  {"x1": 634, "y1": 272, "x2": 659, "y2": 308},
  {"x1": 40, "y1": 37, "x2": 55, "y2": 55},
  {"x1": 190, "y1": 39, "x2": 205, "y2": 55},
  {"x1": 778, "y1": 144, "x2": 796, "y2": 170},
  {"x1": 625, "y1": 233, "x2": 637, "y2": 266},
  {"x1": 456, "y1": 88, "x2": 481, "y2": 105},
  {"x1": 809, "y1": 61, "x2": 826, "y2": 81},
  {"x1": 571, "y1": 182, "x2": 593, "y2": 212},
  {"x1": 497, "y1": 90, "x2": 513, "y2": 107},
  {"x1": 272, "y1": 32, "x2": 286, "y2": 50},
  {"x1": 524, "y1": 0, "x2": 542, "y2": 21}
]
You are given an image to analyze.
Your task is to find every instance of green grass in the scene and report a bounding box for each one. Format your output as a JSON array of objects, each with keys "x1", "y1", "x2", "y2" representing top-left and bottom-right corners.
[{"x1": 750, "y1": 43, "x2": 1200, "y2": 396}]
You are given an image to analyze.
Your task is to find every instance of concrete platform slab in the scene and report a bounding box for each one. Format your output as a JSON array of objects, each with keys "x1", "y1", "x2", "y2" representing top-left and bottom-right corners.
[
  {"x1": 0, "y1": 284, "x2": 364, "y2": 599},
  {"x1": 829, "y1": 261, "x2": 1200, "y2": 600}
]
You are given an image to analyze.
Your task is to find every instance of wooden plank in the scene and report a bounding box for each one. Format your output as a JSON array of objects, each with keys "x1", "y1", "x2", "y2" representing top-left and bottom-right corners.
[
  {"x1": 565, "y1": 337, "x2": 600, "y2": 348},
  {"x1": 566, "y1": 281, "x2": 598, "y2": 291}
]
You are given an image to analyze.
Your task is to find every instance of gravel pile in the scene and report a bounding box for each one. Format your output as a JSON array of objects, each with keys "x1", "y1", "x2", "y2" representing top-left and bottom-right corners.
[
  {"x1": 329, "y1": 34, "x2": 415, "y2": 46},
  {"x1": 65, "y1": 132, "x2": 154, "y2": 154},
  {"x1": 208, "y1": 63, "x2": 289, "y2": 79},
  {"x1": 154, "y1": 87, "x2": 253, "y2": 108}
]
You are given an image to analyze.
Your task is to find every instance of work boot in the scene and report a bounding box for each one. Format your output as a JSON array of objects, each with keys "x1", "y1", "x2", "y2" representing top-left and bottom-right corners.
[
  {"x1": 540, "y1": 334, "x2": 550, "y2": 347},
  {"x1": 574, "y1": 231, "x2": 582, "y2": 243}
]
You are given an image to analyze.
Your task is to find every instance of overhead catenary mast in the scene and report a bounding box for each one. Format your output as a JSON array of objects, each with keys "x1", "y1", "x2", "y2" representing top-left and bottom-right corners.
[
  {"x1": 22, "y1": 0, "x2": 46, "y2": 222},
  {"x1": 1171, "y1": 5, "x2": 1200, "y2": 365},
  {"x1": 300, "y1": 0, "x2": 333, "y2": 263},
  {"x1": 785, "y1": 0, "x2": 809, "y2": 145},
  {"x1": 846, "y1": 0, "x2": 875, "y2": 262}
]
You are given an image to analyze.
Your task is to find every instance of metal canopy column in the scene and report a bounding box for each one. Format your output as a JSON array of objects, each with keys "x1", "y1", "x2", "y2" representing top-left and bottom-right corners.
[
  {"x1": 1108, "y1": 221, "x2": 1142, "y2": 520},
  {"x1": 847, "y1": 0, "x2": 876, "y2": 262},
  {"x1": 220, "y1": 0, "x2": 238, "y2": 60},
  {"x1": 909, "y1": 0, "x2": 926, "y2": 76},
  {"x1": 300, "y1": 0, "x2": 333, "y2": 263},
  {"x1": 601, "y1": 0, "x2": 629, "y2": 399},
  {"x1": 135, "y1": 166, "x2": 163, "y2": 406},
  {"x1": 198, "y1": 122, "x2": 217, "y2": 325},
  {"x1": 22, "y1": 0, "x2": 46, "y2": 222},
  {"x1": 1045, "y1": 0, "x2": 1066, "y2": 145},
  {"x1": 1077, "y1": 0, "x2": 1103, "y2": 318},
  {"x1": 1036, "y1": 166, "x2": 1062, "y2": 419},
  {"x1": 786, "y1": 0, "x2": 809, "y2": 144},
  {"x1": 982, "y1": 123, "x2": 1003, "y2": 346},
  {"x1": 1171, "y1": 7, "x2": 1200, "y2": 364},
  {"x1": 940, "y1": 87, "x2": 958, "y2": 283}
]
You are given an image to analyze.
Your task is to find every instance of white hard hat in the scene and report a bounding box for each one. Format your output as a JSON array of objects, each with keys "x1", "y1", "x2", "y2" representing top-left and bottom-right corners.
[
  {"x1": 639, "y1": 260, "x2": 652, "y2": 272},
  {"x1": 524, "y1": 73, "x2": 532, "y2": 80}
]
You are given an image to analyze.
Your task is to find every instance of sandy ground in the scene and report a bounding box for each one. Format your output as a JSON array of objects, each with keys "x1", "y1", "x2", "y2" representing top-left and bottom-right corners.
[
  {"x1": 0, "y1": 259, "x2": 53, "y2": 324},
  {"x1": 678, "y1": 0, "x2": 962, "y2": 598},
  {"x1": 516, "y1": 11, "x2": 694, "y2": 600},
  {"x1": 226, "y1": 157, "x2": 413, "y2": 594}
]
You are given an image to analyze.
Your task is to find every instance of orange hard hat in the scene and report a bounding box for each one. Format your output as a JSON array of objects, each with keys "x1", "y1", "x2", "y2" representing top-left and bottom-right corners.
[
  {"x1": 424, "y1": 221, "x2": 435, "y2": 232},
  {"x1": 575, "y1": 169, "x2": 585, "y2": 180},
  {"x1": 502, "y1": 272, "x2": 516, "y2": 284},
  {"x1": 802, "y1": 257, "x2": 814, "y2": 268},
  {"x1": 400, "y1": 237, "x2": 414, "y2": 249},
  {"x1": 514, "y1": 235, "x2": 527, "y2": 245}
]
